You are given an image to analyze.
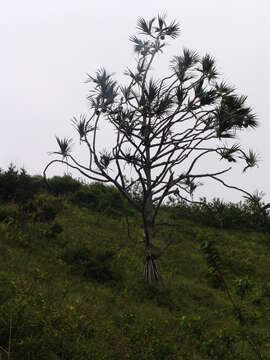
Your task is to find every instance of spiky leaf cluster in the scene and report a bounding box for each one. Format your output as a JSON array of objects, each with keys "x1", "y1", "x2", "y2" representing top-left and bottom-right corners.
[
  {"x1": 99, "y1": 150, "x2": 111, "y2": 170},
  {"x1": 54, "y1": 137, "x2": 72, "y2": 158},
  {"x1": 86, "y1": 68, "x2": 118, "y2": 111},
  {"x1": 72, "y1": 115, "x2": 94, "y2": 140}
]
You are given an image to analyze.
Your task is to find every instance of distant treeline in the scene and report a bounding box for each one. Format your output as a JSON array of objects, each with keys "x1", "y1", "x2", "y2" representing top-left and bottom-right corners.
[
  {"x1": 0, "y1": 164, "x2": 269, "y2": 232},
  {"x1": 0, "y1": 164, "x2": 130, "y2": 215}
]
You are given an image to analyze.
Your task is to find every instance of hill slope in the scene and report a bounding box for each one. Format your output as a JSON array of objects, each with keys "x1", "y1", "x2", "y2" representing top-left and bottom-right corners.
[{"x1": 0, "y1": 194, "x2": 270, "y2": 359}]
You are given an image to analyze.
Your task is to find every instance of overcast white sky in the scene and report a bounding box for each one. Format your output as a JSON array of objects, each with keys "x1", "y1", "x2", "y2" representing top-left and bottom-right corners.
[{"x1": 1, "y1": 0, "x2": 269, "y2": 202}]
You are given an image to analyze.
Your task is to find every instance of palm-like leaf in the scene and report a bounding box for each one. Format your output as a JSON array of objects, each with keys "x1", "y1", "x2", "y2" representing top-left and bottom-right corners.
[
  {"x1": 199, "y1": 89, "x2": 217, "y2": 106},
  {"x1": 72, "y1": 115, "x2": 94, "y2": 139},
  {"x1": 243, "y1": 112, "x2": 258, "y2": 129},
  {"x1": 136, "y1": 17, "x2": 156, "y2": 35},
  {"x1": 87, "y1": 68, "x2": 118, "y2": 107},
  {"x1": 215, "y1": 106, "x2": 236, "y2": 138},
  {"x1": 153, "y1": 15, "x2": 180, "y2": 39},
  {"x1": 183, "y1": 48, "x2": 199, "y2": 66},
  {"x1": 181, "y1": 48, "x2": 199, "y2": 68},
  {"x1": 220, "y1": 94, "x2": 258, "y2": 130},
  {"x1": 163, "y1": 20, "x2": 180, "y2": 39},
  {"x1": 219, "y1": 144, "x2": 240, "y2": 162},
  {"x1": 215, "y1": 81, "x2": 235, "y2": 96},
  {"x1": 200, "y1": 54, "x2": 218, "y2": 80},
  {"x1": 145, "y1": 78, "x2": 159, "y2": 103},
  {"x1": 155, "y1": 95, "x2": 173, "y2": 117},
  {"x1": 99, "y1": 150, "x2": 111, "y2": 169},
  {"x1": 120, "y1": 86, "x2": 131, "y2": 101},
  {"x1": 137, "y1": 17, "x2": 149, "y2": 34},
  {"x1": 175, "y1": 86, "x2": 186, "y2": 106},
  {"x1": 129, "y1": 35, "x2": 149, "y2": 53},
  {"x1": 55, "y1": 137, "x2": 73, "y2": 158},
  {"x1": 171, "y1": 48, "x2": 199, "y2": 80},
  {"x1": 223, "y1": 94, "x2": 246, "y2": 109},
  {"x1": 86, "y1": 67, "x2": 111, "y2": 85},
  {"x1": 155, "y1": 14, "x2": 166, "y2": 32},
  {"x1": 242, "y1": 149, "x2": 259, "y2": 172}
]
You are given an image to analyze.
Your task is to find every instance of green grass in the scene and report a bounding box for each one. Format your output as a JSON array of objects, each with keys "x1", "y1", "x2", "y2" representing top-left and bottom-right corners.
[{"x1": 0, "y1": 197, "x2": 270, "y2": 359}]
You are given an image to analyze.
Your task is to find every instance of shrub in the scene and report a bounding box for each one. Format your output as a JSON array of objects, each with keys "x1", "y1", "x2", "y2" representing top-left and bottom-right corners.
[
  {"x1": 42, "y1": 222, "x2": 64, "y2": 240},
  {"x1": 28, "y1": 193, "x2": 64, "y2": 222},
  {"x1": 0, "y1": 164, "x2": 19, "y2": 202},
  {"x1": 0, "y1": 165, "x2": 44, "y2": 203},
  {"x1": 62, "y1": 246, "x2": 121, "y2": 284},
  {"x1": 48, "y1": 175, "x2": 82, "y2": 196},
  {"x1": 0, "y1": 272, "x2": 15, "y2": 304},
  {"x1": 0, "y1": 203, "x2": 20, "y2": 223},
  {"x1": 73, "y1": 186, "x2": 99, "y2": 209},
  {"x1": 73, "y1": 182, "x2": 127, "y2": 215},
  {"x1": 168, "y1": 196, "x2": 270, "y2": 232}
]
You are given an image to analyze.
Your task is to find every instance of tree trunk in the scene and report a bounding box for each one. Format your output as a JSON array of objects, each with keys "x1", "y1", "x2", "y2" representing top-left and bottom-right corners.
[
  {"x1": 142, "y1": 117, "x2": 161, "y2": 282},
  {"x1": 143, "y1": 195, "x2": 161, "y2": 283}
]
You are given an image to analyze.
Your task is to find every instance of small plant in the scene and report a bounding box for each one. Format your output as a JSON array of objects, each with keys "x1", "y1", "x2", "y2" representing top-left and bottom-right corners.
[{"x1": 199, "y1": 231, "x2": 264, "y2": 359}]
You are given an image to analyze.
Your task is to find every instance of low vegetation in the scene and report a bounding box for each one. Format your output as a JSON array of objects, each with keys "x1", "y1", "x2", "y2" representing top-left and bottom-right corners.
[{"x1": 0, "y1": 166, "x2": 270, "y2": 359}]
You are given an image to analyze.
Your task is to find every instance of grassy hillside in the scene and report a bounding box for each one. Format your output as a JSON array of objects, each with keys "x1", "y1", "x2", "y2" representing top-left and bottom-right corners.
[{"x1": 0, "y1": 171, "x2": 270, "y2": 359}]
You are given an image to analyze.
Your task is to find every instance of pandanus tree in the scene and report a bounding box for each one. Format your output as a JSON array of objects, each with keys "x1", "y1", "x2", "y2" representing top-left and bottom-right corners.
[{"x1": 45, "y1": 15, "x2": 259, "y2": 282}]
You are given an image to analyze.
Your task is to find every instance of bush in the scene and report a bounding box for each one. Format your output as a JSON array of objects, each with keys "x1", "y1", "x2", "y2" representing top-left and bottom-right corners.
[
  {"x1": 0, "y1": 203, "x2": 20, "y2": 223},
  {"x1": 47, "y1": 175, "x2": 82, "y2": 196},
  {"x1": 27, "y1": 194, "x2": 64, "y2": 222},
  {"x1": 0, "y1": 272, "x2": 15, "y2": 303},
  {"x1": 0, "y1": 165, "x2": 44, "y2": 203},
  {"x1": 168, "y1": 196, "x2": 270, "y2": 232},
  {"x1": 62, "y1": 246, "x2": 121, "y2": 284},
  {"x1": 73, "y1": 186, "x2": 99, "y2": 209},
  {"x1": 73, "y1": 182, "x2": 127, "y2": 215},
  {"x1": 0, "y1": 164, "x2": 19, "y2": 202}
]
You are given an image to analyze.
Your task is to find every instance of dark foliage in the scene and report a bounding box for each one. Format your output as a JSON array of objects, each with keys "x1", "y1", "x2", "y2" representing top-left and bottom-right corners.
[
  {"x1": 0, "y1": 165, "x2": 44, "y2": 203},
  {"x1": 0, "y1": 165, "x2": 269, "y2": 231},
  {"x1": 47, "y1": 175, "x2": 82, "y2": 196},
  {"x1": 62, "y1": 246, "x2": 121, "y2": 284},
  {"x1": 72, "y1": 182, "x2": 128, "y2": 216},
  {"x1": 168, "y1": 197, "x2": 270, "y2": 232}
]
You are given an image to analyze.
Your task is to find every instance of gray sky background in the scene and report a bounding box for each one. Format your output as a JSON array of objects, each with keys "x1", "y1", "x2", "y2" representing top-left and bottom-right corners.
[{"x1": 1, "y1": 0, "x2": 269, "y2": 202}]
